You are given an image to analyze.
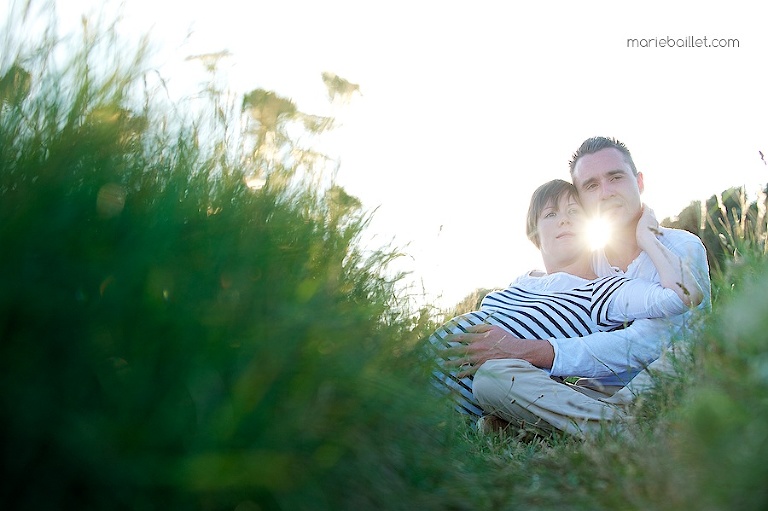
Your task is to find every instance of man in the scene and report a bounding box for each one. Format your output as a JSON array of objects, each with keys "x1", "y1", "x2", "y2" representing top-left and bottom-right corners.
[{"x1": 447, "y1": 137, "x2": 711, "y2": 436}]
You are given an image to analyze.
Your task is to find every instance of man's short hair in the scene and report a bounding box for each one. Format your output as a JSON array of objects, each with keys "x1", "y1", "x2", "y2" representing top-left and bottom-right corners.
[
  {"x1": 568, "y1": 136, "x2": 638, "y2": 177},
  {"x1": 526, "y1": 179, "x2": 579, "y2": 248}
]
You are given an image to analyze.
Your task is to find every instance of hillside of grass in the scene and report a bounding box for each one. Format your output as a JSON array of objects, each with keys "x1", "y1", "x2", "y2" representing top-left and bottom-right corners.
[{"x1": 2, "y1": 8, "x2": 767, "y2": 511}]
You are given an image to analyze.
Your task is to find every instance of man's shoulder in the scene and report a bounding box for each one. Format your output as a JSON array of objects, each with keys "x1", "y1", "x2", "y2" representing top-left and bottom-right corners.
[
  {"x1": 658, "y1": 226, "x2": 705, "y2": 248},
  {"x1": 659, "y1": 225, "x2": 701, "y2": 239},
  {"x1": 657, "y1": 227, "x2": 710, "y2": 283}
]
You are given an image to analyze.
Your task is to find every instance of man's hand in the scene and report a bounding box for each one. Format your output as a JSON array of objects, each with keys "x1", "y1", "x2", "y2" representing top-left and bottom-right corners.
[{"x1": 443, "y1": 324, "x2": 555, "y2": 377}]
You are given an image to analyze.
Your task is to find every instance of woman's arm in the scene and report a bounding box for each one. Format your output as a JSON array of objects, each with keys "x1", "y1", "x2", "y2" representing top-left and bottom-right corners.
[{"x1": 636, "y1": 206, "x2": 704, "y2": 307}]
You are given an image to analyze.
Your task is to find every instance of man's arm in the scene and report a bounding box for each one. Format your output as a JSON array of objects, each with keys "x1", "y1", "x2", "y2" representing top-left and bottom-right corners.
[
  {"x1": 443, "y1": 318, "x2": 680, "y2": 379},
  {"x1": 444, "y1": 324, "x2": 554, "y2": 377},
  {"x1": 549, "y1": 316, "x2": 681, "y2": 378},
  {"x1": 550, "y1": 233, "x2": 710, "y2": 379}
]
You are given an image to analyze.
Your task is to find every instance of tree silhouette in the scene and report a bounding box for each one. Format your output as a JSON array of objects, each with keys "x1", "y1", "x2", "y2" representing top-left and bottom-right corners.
[
  {"x1": 240, "y1": 87, "x2": 335, "y2": 190},
  {"x1": 321, "y1": 71, "x2": 361, "y2": 103},
  {"x1": 662, "y1": 184, "x2": 768, "y2": 276}
]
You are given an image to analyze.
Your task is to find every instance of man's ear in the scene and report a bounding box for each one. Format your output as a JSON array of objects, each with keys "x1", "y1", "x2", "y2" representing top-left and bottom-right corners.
[{"x1": 636, "y1": 171, "x2": 644, "y2": 194}]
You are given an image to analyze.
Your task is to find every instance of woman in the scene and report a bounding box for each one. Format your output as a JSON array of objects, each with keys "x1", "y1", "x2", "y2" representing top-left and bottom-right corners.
[{"x1": 429, "y1": 179, "x2": 703, "y2": 416}]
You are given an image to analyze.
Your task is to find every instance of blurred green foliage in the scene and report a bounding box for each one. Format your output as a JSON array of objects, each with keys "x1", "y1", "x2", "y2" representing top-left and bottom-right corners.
[
  {"x1": 0, "y1": 8, "x2": 475, "y2": 510},
  {"x1": 671, "y1": 256, "x2": 768, "y2": 510}
]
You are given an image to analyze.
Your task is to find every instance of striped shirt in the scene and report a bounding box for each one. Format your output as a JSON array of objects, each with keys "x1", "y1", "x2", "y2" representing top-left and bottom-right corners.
[
  {"x1": 429, "y1": 272, "x2": 688, "y2": 416},
  {"x1": 478, "y1": 274, "x2": 634, "y2": 338}
]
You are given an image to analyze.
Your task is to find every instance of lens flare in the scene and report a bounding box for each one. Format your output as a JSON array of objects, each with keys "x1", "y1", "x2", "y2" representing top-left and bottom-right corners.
[{"x1": 586, "y1": 217, "x2": 612, "y2": 250}]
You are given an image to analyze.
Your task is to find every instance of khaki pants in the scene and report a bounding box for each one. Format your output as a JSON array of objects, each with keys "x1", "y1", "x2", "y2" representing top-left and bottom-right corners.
[{"x1": 472, "y1": 359, "x2": 634, "y2": 437}]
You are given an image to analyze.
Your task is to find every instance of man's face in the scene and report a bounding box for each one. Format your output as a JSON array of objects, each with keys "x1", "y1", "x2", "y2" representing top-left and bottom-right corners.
[{"x1": 571, "y1": 147, "x2": 644, "y2": 228}]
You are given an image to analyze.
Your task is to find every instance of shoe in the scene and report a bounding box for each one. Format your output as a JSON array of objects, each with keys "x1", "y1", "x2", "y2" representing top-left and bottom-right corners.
[{"x1": 476, "y1": 414, "x2": 511, "y2": 435}]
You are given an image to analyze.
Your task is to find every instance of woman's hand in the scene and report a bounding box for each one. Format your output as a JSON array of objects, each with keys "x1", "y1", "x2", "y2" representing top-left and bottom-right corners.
[
  {"x1": 634, "y1": 203, "x2": 704, "y2": 307},
  {"x1": 636, "y1": 204, "x2": 660, "y2": 250}
]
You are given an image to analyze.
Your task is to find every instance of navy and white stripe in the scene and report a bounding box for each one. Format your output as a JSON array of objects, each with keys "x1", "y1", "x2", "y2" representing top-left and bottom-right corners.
[{"x1": 429, "y1": 275, "x2": 633, "y2": 417}]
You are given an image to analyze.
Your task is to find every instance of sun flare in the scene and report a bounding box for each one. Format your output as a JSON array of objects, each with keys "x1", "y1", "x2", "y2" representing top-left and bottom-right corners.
[{"x1": 586, "y1": 217, "x2": 612, "y2": 251}]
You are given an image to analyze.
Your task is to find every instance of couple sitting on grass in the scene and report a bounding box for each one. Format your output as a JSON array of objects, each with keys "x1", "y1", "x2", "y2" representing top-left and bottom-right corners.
[{"x1": 430, "y1": 136, "x2": 711, "y2": 437}]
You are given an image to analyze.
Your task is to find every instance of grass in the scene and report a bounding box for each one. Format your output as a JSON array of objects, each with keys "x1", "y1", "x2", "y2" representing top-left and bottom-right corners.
[{"x1": 2, "y1": 5, "x2": 768, "y2": 510}]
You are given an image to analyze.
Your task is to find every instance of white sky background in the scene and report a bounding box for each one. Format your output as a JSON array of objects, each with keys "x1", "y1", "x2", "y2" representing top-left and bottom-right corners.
[{"x1": 11, "y1": 0, "x2": 768, "y2": 310}]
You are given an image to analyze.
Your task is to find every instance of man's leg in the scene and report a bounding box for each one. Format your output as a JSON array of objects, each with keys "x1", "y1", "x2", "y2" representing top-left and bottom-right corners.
[{"x1": 472, "y1": 359, "x2": 628, "y2": 437}]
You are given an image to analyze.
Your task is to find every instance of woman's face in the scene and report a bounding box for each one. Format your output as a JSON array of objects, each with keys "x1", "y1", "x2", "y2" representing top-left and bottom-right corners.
[{"x1": 537, "y1": 193, "x2": 589, "y2": 265}]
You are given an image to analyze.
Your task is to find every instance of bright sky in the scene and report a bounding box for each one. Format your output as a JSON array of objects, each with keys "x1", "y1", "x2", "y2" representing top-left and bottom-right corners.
[{"x1": 15, "y1": 0, "x2": 768, "y2": 309}]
